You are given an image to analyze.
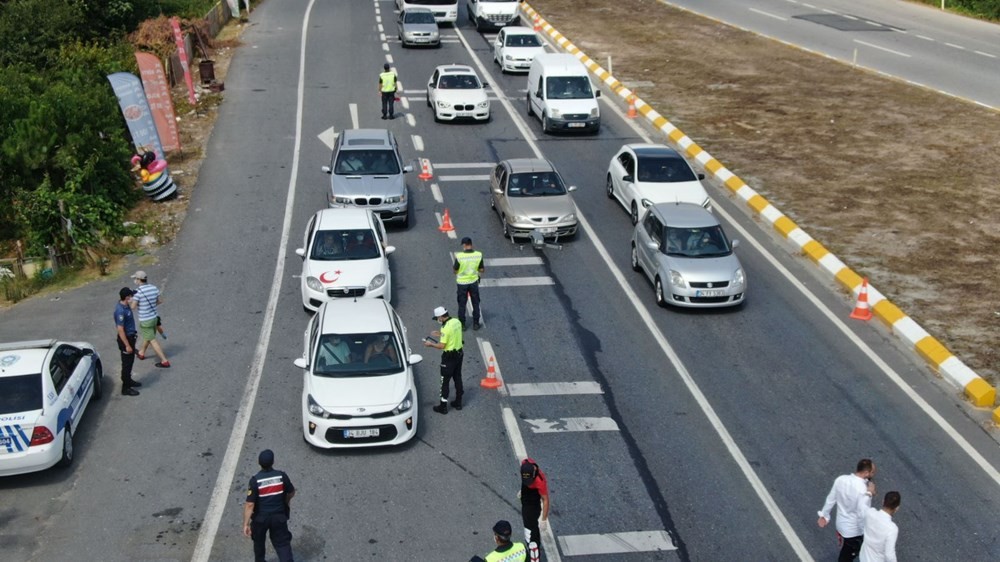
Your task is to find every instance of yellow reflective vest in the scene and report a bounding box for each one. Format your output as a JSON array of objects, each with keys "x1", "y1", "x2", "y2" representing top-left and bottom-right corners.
[
  {"x1": 485, "y1": 542, "x2": 527, "y2": 562},
  {"x1": 455, "y1": 250, "x2": 483, "y2": 284},
  {"x1": 379, "y1": 71, "x2": 397, "y2": 92}
]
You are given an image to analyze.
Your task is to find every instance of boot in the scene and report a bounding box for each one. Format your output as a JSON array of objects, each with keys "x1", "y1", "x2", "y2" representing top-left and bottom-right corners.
[
  {"x1": 450, "y1": 399, "x2": 463, "y2": 411},
  {"x1": 432, "y1": 402, "x2": 448, "y2": 415}
]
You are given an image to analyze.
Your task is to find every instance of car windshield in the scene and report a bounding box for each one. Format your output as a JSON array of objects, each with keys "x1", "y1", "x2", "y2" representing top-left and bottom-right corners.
[
  {"x1": 508, "y1": 172, "x2": 567, "y2": 197},
  {"x1": 334, "y1": 149, "x2": 400, "y2": 175},
  {"x1": 404, "y1": 12, "x2": 435, "y2": 24},
  {"x1": 311, "y1": 229, "x2": 379, "y2": 261},
  {"x1": 546, "y1": 76, "x2": 592, "y2": 99},
  {"x1": 439, "y1": 74, "x2": 481, "y2": 89},
  {"x1": 506, "y1": 35, "x2": 541, "y2": 47},
  {"x1": 313, "y1": 332, "x2": 402, "y2": 377},
  {"x1": 0, "y1": 374, "x2": 42, "y2": 415},
  {"x1": 662, "y1": 225, "x2": 732, "y2": 258},
  {"x1": 637, "y1": 155, "x2": 698, "y2": 183}
]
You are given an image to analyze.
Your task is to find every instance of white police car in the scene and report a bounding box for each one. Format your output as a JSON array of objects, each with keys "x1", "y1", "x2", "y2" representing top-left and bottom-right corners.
[{"x1": 0, "y1": 340, "x2": 103, "y2": 477}]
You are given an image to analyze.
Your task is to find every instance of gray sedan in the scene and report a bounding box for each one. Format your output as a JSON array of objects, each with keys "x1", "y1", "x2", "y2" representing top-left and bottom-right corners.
[
  {"x1": 631, "y1": 202, "x2": 746, "y2": 308},
  {"x1": 397, "y1": 8, "x2": 440, "y2": 48},
  {"x1": 489, "y1": 158, "x2": 578, "y2": 240}
]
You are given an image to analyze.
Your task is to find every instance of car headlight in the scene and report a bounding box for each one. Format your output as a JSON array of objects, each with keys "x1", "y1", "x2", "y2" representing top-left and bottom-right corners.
[
  {"x1": 332, "y1": 195, "x2": 352, "y2": 205},
  {"x1": 391, "y1": 390, "x2": 413, "y2": 415},
  {"x1": 385, "y1": 192, "x2": 406, "y2": 204},
  {"x1": 436, "y1": 100, "x2": 450, "y2": 108},
  {"x1": 368, "y1": 274, "x2": 386, "y2": 291},
  {"x1": 307, "y1": 394, "x2": 328, "y2": 417},
  {"x1": 306, "y1": 276, "x2": 323, "y2": 291},
  {"x1": 430, "y1": 31, "x2": 439, "y2": 38},
  {"x1": 590, "y1": 107, "x2": 599, "y2": 118},
  {"x1": 476, "y1": 100, "x2": 489, "y2": 109},
  {"x1": 549, "y1": 108, "x2": 561, "y2": 118},
  {"x1": 669, "y1": 269, "x2": 686, "y2": 288},
  {"x1": 732, "y1": 268, "x2": 745, "y2": 290},
  {"x1": 510, "y1": 215, "x2": 530, "y2": 223},
  {"x1": 504, "y1": 54, "x2": 513, "y2": 61},
  {"x1": 561, "y1": 213, "x2": 577, "y2": 222}
]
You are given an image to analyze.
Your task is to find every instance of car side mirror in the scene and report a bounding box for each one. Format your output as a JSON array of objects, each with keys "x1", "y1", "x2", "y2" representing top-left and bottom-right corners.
[
  {"x1": 322, "y1": 165, "x2": 332, "y2": 174},
  {"x1": 483, "y1": 81, "x2": 489, "y2": 87},
  {"x1": 623, "y1": 174, "x2": 633, "y2": 183},
  {"x1": 408, "y1": 353, "x2": 423, "y2": 365},
  {"x1": 697, "y1": 173, "x2": 705, "y2": 180},
  {"x1": 567, "y1": 185, "x2": 577, "y2": 192},
  {"x1": 403, "y1": 164, "x2": 414, "y2": 173},
  {"x1": 295, "y1": 248, "x2": 305, "y2": 258},
  {"x1": 293, "y1": 357, "x2": 307, "y2": 369},
  {"x1": 646, "y1": 241, "x2": 659, "y2": 250},
  {"x1": 732, "y1": 239, "x2": 740, "y2": 248},
  {"x1": 384, "y1": 245, "x2": 396, "y2": 255},
  {"x1": 428, "y1": 82, "x2": 435, "y2": 89},
  {"x1": 595, "y1": 90, "x2": 601, "y2": 98},
  {"x1": 82, "y1": 349, "x2": 94, "y2": 356}
]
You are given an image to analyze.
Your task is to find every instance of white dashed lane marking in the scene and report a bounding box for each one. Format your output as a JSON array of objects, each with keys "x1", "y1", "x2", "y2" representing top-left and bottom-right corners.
[
  {"x1": 480, "y1": 277, "x2": 554, "y2": 288},
  {"x1": 438, "y1": 174, "x2": 490, "y2": 181},
  {"x1": 430, "y1": 183, "x2": 443, "y2": 203},
  {"x1": 486, "y1": 257, "x2": 543, "y2": 266},
  {"x1": 558, "y1": 531, "x2": 677, "y2": 555},
  {"x1": 432, "y1": 162, "x2": 495, "y2": 169},
  {"x1": 507, "y1": 382, "x2": 603, "y2": 397}
]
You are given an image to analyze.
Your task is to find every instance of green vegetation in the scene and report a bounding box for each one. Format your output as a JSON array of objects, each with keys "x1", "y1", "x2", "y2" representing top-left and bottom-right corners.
[
  {"x1": 910, "y1": 0, "x2": 1000, "y2": 19},
  {"x1": 159, "y1": 0, "x2": 226, "y2": 19}
]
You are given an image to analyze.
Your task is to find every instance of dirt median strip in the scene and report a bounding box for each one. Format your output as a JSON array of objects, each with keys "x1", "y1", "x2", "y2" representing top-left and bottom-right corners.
[{"x1": 521, "y1": 0, "x2": 1000, "y2": 410}]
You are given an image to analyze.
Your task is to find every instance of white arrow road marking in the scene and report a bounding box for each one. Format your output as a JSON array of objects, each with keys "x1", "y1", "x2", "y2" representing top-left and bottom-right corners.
[
  {"x1": 317, "y1": 126, "x2": 337, "y2": 150},
  {"x1": 523, "y1": 417, "x2": 620, "y2": 433}
]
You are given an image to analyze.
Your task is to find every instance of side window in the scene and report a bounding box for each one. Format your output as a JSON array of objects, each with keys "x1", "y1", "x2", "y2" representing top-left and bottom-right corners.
[
  {"x1": 619, "y1": 153, "x2": 635, "y2": 176},
  {"x1": 49, "y1": 345, "x2": 81, "y2": 394},
  {"x1": 431, "y1": 70, "x2": 439, "y2": 87},
  {"x1": 307, "y1": 314, "x2": 321, "y2": 364},
  {"x1": 373, "y1": 215, "x2": 386, "y2": 245},
  {"x1": 536, "y1": 77, "x2": 544, "y2": 98},
  {"x1": 304, "y1": 213, "x2": 317, "y2": 250},
  {"x1": 499, "y1": 168, "x2": 509, "y2": 195},
  {"x1": 648, "y1": 216, "x2": 663, "y2": 246}
]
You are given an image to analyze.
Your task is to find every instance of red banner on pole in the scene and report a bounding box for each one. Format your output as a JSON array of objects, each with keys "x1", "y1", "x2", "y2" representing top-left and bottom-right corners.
[
  {"x1": 135, "y1": 52, "x2": 181, "y2": 152},
  {"x1": 170, "y1": 17, "x2": 197, "y2": 106}
]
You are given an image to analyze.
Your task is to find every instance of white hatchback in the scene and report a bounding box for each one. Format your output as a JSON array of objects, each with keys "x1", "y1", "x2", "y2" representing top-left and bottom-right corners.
[
  {"x1": 426, "y1": 64, "x2": 490, "y2": 122},
  {"x1": 607, "y1": 143, "x2": 712, "y2": 224},
  {"x1": 296, "y1": 208, "x2": 394, "y2": 312},
  {"x1": 295, "y1": 299, "x2": 422, "y2": 449},
  {"x1": 0, "y1": 340, "x2": 103, "y2": 477},
  {"x1": 493, "y1": 27, "x2": 546, "y2": 73}
]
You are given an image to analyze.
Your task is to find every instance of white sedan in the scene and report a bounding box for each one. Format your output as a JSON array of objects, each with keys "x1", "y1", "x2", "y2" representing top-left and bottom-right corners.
[
  {"x1": 296, "y1": 208, "x2": 394, "y2": 312},
  {"x1": 0, "y1": 339, "x2": 103, "y2": 477},
  {"x1": 295, "y1": 299, "x2": 422, "y2": 449},
  {"x1": 493, "y1": 27, "x2": 546, "y2": 73},
  {"x1": 426, "y1": 64, "x2": 490, "y2": 122},
  {"x1": 607, "y1": 143, "x2": 712, "y2": 224}
]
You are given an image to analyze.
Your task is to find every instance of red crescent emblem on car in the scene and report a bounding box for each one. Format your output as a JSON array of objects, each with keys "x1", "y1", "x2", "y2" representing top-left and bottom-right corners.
[{"x1": 319, "y1": 270, "x2": 341, "y2": 284}]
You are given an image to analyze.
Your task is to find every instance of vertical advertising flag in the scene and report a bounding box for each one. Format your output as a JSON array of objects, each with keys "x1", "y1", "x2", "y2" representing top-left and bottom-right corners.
[
  {"x1": 107, "y1": 72, "x2": 165, "y2": 158},
  {"x1": 170, "y1": 17, "x2": 198, "y2": 106},
  {"x1": 135, "y1": 52, "x2": 181, "y2": 152},
  {"x1": 226, "y1": 0, "x2": 239, "y2": 17}
]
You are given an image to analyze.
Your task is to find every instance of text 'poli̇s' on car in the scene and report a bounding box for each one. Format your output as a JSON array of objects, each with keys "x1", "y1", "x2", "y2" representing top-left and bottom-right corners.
[
  {"x1": 397, "y1": 7, "x2": 440, "y2": 47},
  {"x1": 296, "y1": 208, "x2": 395, "y2": 313},
  {"x1": 490, "y1": 158, "x2": 578, "y2": 242},
  {"x1": 493, "y1": 26, "x2": 545, "y2": 73},
  {"x1": 0, "y1": 340, "x2": 103, "y2": 477},
  {"x1": 321, "y1": 128, "x2": 412, "y2": 228},
  {"x1": 295, "y1": 299, "x2": 422, "y2": 449},
  {"x1": 631, "y1": 202, "x2": 746, "y2": 308},
  {"x1": 426, "y1": 64, "x2": 491, "y2": 123},
  {"x1": 607, "y1": 143, "x2": 711, "y2": 225}
]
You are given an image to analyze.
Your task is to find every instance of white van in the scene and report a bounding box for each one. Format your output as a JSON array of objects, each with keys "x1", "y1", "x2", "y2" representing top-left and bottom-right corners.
[{"x1": 526, "y1": 53, "x2": 601, "y2": 134}]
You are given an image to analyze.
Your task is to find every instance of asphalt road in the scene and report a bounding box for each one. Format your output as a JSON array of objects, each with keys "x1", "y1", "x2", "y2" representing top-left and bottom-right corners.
[
  {"x1": 661, "y1": 0, "x2": 1000, "y2": 109},
  {"x1": 2, "y1": 0, "x2": 999, "y2": 560}
]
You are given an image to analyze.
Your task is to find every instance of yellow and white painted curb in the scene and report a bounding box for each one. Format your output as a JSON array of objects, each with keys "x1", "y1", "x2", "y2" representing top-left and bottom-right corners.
[{"x1": 520, "y1": 3, "x2": 998, "y2": 412}]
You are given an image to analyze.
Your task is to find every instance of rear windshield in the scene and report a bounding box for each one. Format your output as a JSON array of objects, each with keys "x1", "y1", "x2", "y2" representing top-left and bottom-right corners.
[
  {"x1": 546, "y1": 76, "x2": 593, "y2": 100},
  {"x1": 0, "y1": 374, "x2": 43, "y2": 414},
  {"x1": 637, "y1": 156, "x2": 697, "y2": 183},
  {"x1": 334, "y1": 149, "x2": 401, "y2": 175}
]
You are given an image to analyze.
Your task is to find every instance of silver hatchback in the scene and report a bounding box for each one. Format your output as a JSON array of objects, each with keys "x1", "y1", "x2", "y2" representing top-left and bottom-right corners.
[
  {"x1": 489, "y1": 158, "x2": 578, "y2": 240},
  {"x1": 631, "y1": 202, "x2": 746, "y2": 308},
  {"x1": 322, "y1": 129, "x2": 413, "y2": 227}
]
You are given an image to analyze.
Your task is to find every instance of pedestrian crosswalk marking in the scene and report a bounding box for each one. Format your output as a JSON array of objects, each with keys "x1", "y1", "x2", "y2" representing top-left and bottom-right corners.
[
  {"x1": 557, "y1": 531, "x2": 677, "y2": 555},
  {"x1": 523, "y1": 417, "x2": 619, "y2": 433},
  {"x1": 433, "y1": 162, "x2": 495, "y2": 169},
  {"x1": 480, "y1": 277, "x2": 554, "y2": 288},
  {"x1": 507, "y1": 382, "x2": 603, "y2": 397},
  {"x1": 486, "y1": 257, "x2": 543, "y2": 266},
  {"x1": 438, "y1": 174, "x2": 490, "y2": 181}
]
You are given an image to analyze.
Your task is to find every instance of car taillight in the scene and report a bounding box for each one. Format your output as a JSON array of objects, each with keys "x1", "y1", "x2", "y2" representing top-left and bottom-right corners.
[{"x1": 29, "y1": 426, "x2": 55, "y2": 446}]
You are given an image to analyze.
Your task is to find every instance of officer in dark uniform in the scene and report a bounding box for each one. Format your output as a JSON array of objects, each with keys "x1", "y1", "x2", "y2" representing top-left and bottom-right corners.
[
  {"x1": 114, "y1": 287, "x2": 140, "y2": 396},
  {"x1": 243, "y1": 449, "x2": 296, "y2": 562}
]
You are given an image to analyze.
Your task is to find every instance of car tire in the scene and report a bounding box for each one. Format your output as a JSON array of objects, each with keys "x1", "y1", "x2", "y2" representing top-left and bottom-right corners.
[
  {"x1": 426, "y1": 94, "x2": 432, "y2": 108},
  {"x1": 606, "y1": 175, "x2": 614, "y2": 199},
  {"x1": 655, "y1": 277, "x2": 668, "y2": 308},
  {"x1": 91, "y1": 360, "x2": 103, "y2": 400},
  {"x1": 501, "y1": 214, "x2": 511, "y2": 238},
  {"x1": 631, "y1": 244, "x2": 641, "y2": 272},
  {"x1": 57, "y1": 425, "x2": 73, "y2": 468},
  {"x1": 526, "y1": 93, "x2": 534, "y2": 117},
  {"x1": 400, "y1": 212, "x2": 409, "y2": 228},
  {"x1": 630, "y1": 201, "x2": 639, "y2": 225},
  {"x1": 542, "y1": 115, "x2": 551, "y2": 134}
]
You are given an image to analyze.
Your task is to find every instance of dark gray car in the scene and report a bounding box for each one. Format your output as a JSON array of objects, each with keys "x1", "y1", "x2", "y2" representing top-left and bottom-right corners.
[{"x1": 322, "y1": 129, "x2": 413, "y2": 227}]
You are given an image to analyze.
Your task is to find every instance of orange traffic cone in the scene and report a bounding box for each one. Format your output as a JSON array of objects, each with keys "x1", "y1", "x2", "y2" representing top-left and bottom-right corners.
[
  {"x1": 418, "y1": 158, "x2": 433, "y2": 181},
  {"x1": 850, "y1": 277, "x2": 873, "y2": 321},
  {"x1": 533, "y1": 15, "x2": 542, "y2": 32},
  {"x1": 626, "y1": 94, "x2": 637, "y2": 119},
  {"x1": 481, "y1": 356, "x2": 502, "y2": 389},
  {"x1": 439, "y1": 209, "x2": 455, "y2": 232}
]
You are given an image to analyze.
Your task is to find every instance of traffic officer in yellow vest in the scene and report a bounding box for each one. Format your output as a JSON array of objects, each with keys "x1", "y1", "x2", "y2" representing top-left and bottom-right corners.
[
  {"x1": 454, "y1": 236, "x2": 485, "y2": 331},
  {"x1": 470, "y1": 520, "x2": 528, "y2": 562},
  {"x1": 378, "y1": 62, "x2": 397, "y2": 120},
  {"x1": 424, "y1": 306, "x2": 464, "y2": 414}
]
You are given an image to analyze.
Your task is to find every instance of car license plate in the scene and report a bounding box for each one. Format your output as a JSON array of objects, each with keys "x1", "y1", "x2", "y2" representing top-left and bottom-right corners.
[
  {"x1": 415, "y1": 38, "x2": 429, "y2": 43},
  {"x1": 457, "y1": 111, "x2": 473, "y2": 117},
  {"x1": 344, "y1": 428, "x2": 380, "y2": 438},
  {"x1": 539, "y1": 227, "x2": 557, "y2": 234},
  {"x1": 567, "y1": 122, "x2": 586, "y2": 128},
  {"x1": 695, "y1": 289, "x2": 725, "y2": 297}
]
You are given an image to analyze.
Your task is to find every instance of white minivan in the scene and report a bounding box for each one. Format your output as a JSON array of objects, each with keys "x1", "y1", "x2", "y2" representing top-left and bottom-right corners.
[{"x1": 526, "y1": 53, "x2": 601, "y2": 134}]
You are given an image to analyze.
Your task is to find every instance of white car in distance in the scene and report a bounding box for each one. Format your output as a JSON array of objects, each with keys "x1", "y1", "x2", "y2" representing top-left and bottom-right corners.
[
  {"x1": 493, "y1": 27, "x2": 546, "y2": 73},
  {"x1": 607, "y1": 143, "x2": 712, "y2": 224},
  {"x1": 427, "y1": 64, "x2": 491, "y2": 122},
  {"x1": 296, "y1": 208, "x2": 394, "y2": 312}
]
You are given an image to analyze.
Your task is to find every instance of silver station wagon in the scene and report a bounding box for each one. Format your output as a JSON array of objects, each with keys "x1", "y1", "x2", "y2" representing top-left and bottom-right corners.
[
  {"x1": 322, "y1": 129, "x2": 413, "y2": 227},
  {"x1": 489, "y1": 158, "x2": 578, "y2": 240}
]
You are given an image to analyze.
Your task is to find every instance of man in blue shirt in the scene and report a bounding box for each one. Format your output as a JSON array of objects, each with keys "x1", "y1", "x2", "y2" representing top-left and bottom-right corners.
[{"x1": 114, "y1": 287, "x2": 141, "y2": 396}]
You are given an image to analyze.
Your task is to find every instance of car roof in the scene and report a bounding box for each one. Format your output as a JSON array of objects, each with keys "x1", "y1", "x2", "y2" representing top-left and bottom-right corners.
[
  {"x1": 533, "y1": 53, "x2": 587, "y2": 75},
  {"x1": 318, "y1": 299, "x2": 394, "y2": 334},
  {"x1": 339, "y1": 129, "x2": 392, "y2": 148},
  {"x1": 628, "y1": 144, "x2": 683, "y2": 158},
  {"x1": 437, "y1": 64, "x2": 477, "y2": 75},
  {"x1": 314, "y1": 208, "x2": 373, "y2": 231},
  {"x1": 503, "y1": 158, "x2": 555, "y2": 174},
  {"x1": 651, "y1": 202, "x2": 720, "y2": 228},
  {"x1": 504, "y1": 27, "x2": 538, "y2": 36},
  {"x1": 0, "y1": 341, "x2": 54, "y2": 378}
]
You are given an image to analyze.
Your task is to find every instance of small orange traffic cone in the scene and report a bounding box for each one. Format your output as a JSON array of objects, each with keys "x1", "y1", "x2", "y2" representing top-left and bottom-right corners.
[
  {"x1": 850, "y1": 277, "x2": 873, "y2": 321},
  {"x1": 626, "y1": 94, "x2": 637, "y2": 119},
  {"x1": 481, "y1": 356, "x2": 502, "y2": 389},
  {"x1": 533, "y1": 15, "x2": 542, "y2": 32},
  {"x1": 439, "y1": 209, "x2": 455, "y2": 232},
  {"x1": 418, "y1": 158, "x2": 433, "y2": 181}
]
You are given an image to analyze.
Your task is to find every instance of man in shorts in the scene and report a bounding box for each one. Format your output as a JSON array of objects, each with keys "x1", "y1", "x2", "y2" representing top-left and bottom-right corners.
[{"x1": 131, "y1": 270, "x2": 171, "y2": 368}]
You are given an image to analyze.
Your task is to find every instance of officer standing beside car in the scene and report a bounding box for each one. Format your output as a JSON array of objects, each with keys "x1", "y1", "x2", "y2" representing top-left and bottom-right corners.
[
  {"x1": 378, "y1": 62, "x2": 398, "y2": 120},
  {"x1": 424, "y1": 306, "x2": 464, "y2": 414},
  {"x1": 114, "y1": 287, "x2": 141, "y2": 396}
]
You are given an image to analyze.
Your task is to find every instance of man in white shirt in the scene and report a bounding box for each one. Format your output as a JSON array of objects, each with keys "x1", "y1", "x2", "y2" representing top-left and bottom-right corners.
[
  {"x1": 859, "y1": 491, "x2": 900, "y2": 562},
  {"x1": 817, "y1": 458, "x2": 876, "y2": 561}
]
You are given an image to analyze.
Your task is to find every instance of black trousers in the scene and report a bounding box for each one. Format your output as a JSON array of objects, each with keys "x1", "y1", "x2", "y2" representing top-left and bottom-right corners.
[
  {"x1": 117, "y1": 333, "x2": 137, "y2": 388},
  {"x1": 457, "y1": 281, "x2": 481, "y2": 324},
  {"x1": 439, "y1": 350, "x2": 464, "y2": 402},
  {"x1": 522, "y1": 501, "x2": 542, "y2": 547},
  {"x1": 838, "y1": 535, "x2": 863, "y2": 562},
  {"x1": 251, "y1": 513, "x2": 294, "y2": 562},
  {"x1": 381, "y1": 91, "x2": 395, "y2": 118}
]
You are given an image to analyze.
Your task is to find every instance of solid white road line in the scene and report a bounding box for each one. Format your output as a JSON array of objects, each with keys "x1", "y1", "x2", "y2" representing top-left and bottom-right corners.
[
  {"x1": 524, "y1": 417, "x2": 620, "y2": 433},
  {"x1": 854, "y1": 39, "x2": 911, "y2": 57},
  {"x1": 507, "y1": 382, "x2": 603, "y2": 397},
  {"x1": 502, "y1": 407, "x2": 561, "y2": 562},
  {"x1": 411, "y1": 134, "x2": 424, "y2": 151},
  {"x1": 487, "y1": 257, "x2": 543, "y2": 266},
  {"x1": 350, "y1": 103, "x2": 359, "y2": 129},
  {"x1": 433, "y1": 162, "x2": 496, "y2": 169},
  {"x1": 190, "y1": 1, "x2": 317, "y2": 560},
  {"x1": 558, "y1": 531, "x2": 677, "y2": 555},
  {"x1": 749, "y1": 8, "x2": 787, "y2": 21},
  {"x1": 430, "y1": 183, "x2": 443, "y2": 203},
  {"x1": 480, "y1": 277, "x2": 554, "y2": 287},
  {"x1": 438, "y1": 174, "x2": 490, "y2": 181}
]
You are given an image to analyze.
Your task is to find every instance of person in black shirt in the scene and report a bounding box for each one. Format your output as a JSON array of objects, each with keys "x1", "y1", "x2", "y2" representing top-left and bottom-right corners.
[{"x1": 243, "y1": 449, "x2": 296, "y2": 562}]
